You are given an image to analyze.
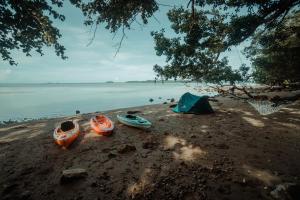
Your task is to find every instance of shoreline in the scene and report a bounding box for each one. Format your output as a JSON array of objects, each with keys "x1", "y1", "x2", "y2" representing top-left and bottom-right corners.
[
  {"x1": 2, "y1": 82, "x2": 297, "y2": 125},
  {"x1": 0, "y1": 102, "x2": 175, "y2": 127},
  {"x1": 0, "y1": 81, "x2": 214, "y2": 124},
  {"x1": 1, "y1": 88, "x2": 299, "y2": 127}
]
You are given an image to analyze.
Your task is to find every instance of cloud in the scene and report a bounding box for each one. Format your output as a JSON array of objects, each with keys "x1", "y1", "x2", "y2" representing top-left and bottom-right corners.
[{"x1": 0, "y1": 68, "x2": 12, "y2": 80}]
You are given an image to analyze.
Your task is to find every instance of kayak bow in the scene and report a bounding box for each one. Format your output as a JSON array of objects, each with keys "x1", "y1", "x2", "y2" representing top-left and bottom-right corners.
[
  {"x1": 117, "y1": 114, "x2": 151, "y2": 129},
  {"x1": 90, "y1": 115, "x2": 114, "y2": 135}
]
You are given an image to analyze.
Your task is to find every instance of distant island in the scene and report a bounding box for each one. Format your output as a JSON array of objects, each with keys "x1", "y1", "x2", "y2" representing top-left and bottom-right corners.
[{"x1": 126, "y1": 80, "x2": 186, "y2": 83}]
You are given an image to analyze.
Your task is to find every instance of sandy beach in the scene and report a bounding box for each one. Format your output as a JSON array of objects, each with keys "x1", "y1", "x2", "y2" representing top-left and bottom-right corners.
[{"x1": 1, "y1": 96, "x2": 300, "y2": 200}]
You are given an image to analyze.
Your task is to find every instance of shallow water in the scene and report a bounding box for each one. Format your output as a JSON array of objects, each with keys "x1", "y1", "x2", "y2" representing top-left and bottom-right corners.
[{"x1": 0, "y1": 82, "x2": 215, "y2": 122}]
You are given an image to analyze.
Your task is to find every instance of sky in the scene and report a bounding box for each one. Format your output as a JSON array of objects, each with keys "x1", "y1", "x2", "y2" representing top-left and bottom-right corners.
[{"x1": 0, "y1": 0, "x2": 250, "y2": 83}]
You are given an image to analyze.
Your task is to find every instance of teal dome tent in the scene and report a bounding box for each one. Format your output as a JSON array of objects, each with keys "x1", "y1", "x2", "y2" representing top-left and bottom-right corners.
[{"x1": 173, "y1": 92, "x2": 214, "y2": 114}]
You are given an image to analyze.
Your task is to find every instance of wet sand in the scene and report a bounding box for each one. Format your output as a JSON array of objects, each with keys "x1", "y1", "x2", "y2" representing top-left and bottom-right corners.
[{"x1": 0, "y1": 97, "x2": 300, "y2": 200}]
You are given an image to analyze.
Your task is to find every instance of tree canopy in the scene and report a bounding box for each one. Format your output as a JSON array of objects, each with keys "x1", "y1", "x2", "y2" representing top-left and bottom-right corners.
[
  {"x1": 151, "y1": 0, "x2": 300, "y2": 84},
  {"x1": 0, "y1": 0, "x2": 159, "y2": 65},
  {"x1": 1, "y1": 0, "x2": 299, "y2": 85},
  {"x1": 0, "y1": 0, "x2": 67, "y2": 65},
  {"x1": 246, "y1": 12, "x2": 300, "y2": 85},
  {"x1": 151, "y1": 7, "x2": 243, "y2": 84}
]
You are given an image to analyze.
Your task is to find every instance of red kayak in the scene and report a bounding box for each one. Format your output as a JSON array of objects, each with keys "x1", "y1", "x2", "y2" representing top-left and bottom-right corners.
[
  {"x1": 53, "y1": 120, "x2": 80, "y2": 148},
  {"x1": 90, "y1": 115, "x2": 114, "y2": 136}
]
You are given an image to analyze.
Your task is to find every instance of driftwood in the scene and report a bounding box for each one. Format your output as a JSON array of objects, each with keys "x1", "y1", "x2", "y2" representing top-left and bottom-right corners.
[
  {"x1": 270, "y1": 93, "x2": 300, "y2": 102},
  {"x1": 231, "y1": 85, "x2": 254, "y2": 98},
  {"x1": 207, "y1": 84, "x2": 300, "y2": 103},
  {"x1": 208, "y1": 85, "x2": 251, "y2": 100},
  {"x1": 261, "y1": 82, "x2": 300, "y2": 92}
]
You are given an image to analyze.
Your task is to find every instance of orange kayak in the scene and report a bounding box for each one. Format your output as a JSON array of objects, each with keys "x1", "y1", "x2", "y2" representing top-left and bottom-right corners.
[
  {"x1": 53, "y1": 120, "x2": 80, "y2": 148},
  {"x1": 90, "y1": 115, "x2": 114, "y2": 135}
]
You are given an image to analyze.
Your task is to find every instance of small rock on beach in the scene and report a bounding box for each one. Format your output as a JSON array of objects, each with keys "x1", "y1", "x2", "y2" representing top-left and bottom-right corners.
[{"x1": 61, "y1": 168, "x2": 87, "y2": 183}]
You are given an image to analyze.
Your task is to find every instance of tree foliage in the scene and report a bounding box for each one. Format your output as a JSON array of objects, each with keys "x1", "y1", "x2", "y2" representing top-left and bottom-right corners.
[
  {"x1": 201, "y1": 0, "x2": 300, "y2": 46},
  {"x1": 151, "y1": 7, "x2": 243, "y2": 84},
  {"x1": 0, "y1": 0, "x2": 67, "y2": 65},
  {"x1": 151, "y1": 0, "x2": 300, "y2": 84},
  {"x1": 246, "y1": 12, "x2": 300, "y2": 85},
  {"x1": 71, "y1": 0, "x2": 158, "y2": 32},
  {"x1": 0, "y1": 0, "x2": 159, "y2": 65}
]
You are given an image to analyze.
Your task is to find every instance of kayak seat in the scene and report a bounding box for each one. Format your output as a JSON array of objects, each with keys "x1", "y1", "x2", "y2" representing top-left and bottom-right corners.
[
  {"x1": 61, "y1": 121, "x2": 75, "y2": 132},
  {"x1": 126, "y1": 115, "x2": 137, "y2": 119}
]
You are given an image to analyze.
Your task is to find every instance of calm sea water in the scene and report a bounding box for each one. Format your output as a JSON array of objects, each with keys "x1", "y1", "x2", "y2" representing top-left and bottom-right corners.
[{"x1": 0, "y1": 82, "x2": 215, "y2": 122}]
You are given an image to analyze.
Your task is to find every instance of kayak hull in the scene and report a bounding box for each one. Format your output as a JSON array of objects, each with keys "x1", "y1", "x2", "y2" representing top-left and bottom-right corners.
[
  {"x1": 117, "y1": 114, "x2": 151, "y2": 129},
  {"x1": 53, "y1": 120, "x2": 80, "y2": 148},
  {"x1": 90, "y1": 115, "x2": 114, "y2": 136}
]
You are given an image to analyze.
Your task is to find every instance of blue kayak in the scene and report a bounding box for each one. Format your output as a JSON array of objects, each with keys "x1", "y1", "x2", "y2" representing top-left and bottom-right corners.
[{"x1": 117, "y1": 114, "x2": 152, "y2": 129}]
